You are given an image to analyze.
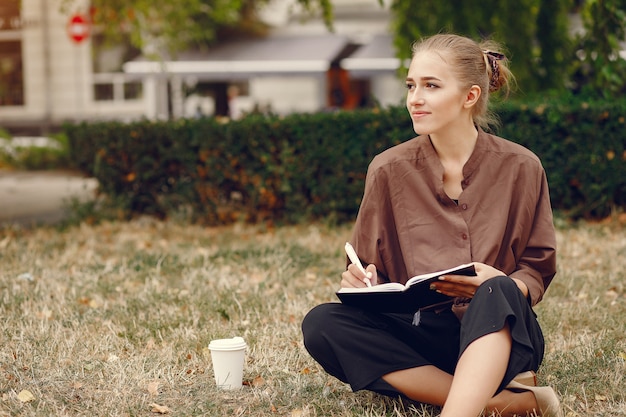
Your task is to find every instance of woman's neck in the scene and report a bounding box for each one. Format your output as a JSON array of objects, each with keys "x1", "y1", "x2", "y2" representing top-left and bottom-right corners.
[
  {"x1": 430, "y1": 123, "x2": 478, "y2": 200},
  {"x1": 429, "y1": 123, "x2": 479, "y2": 165}
]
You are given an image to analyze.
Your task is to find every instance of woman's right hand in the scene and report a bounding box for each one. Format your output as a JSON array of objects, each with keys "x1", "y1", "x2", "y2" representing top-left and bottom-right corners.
[{"x1": 341, "y1": 263, "x2": 379, "y2": 288}]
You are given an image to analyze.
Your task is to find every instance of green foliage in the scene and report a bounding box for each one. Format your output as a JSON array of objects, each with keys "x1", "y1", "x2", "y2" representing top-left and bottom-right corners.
[
  {"x1": 0, "y1": 134, "x2": 70, "y2": 170},
  {"x1": 64, "y1": 111, "x2": 410, "y2": 224},
  {"x1": 65, "y1": 98, "x2": 625, "y2": 224},
  {"x1": 496, "y1": 96, "x2": 626, "y2": 218},
  {"x1": 61, "y1": 0, "x2": 252, "y2": 54},
  {"x1": 388, "y1": 0, "x2": 573, "y2": 94},
  {"x1": 536, "y1": 0, "x2": 574, "y2": 91},
  {"x1": 59, "y1": 0, "x2": 626, "y2": 98},
  {"x1": 570, "y1": 0, "x2": 626, "y2": 98},
  {"x1": 388, "y1": 0, "x2": 626, "y2": 97},
  {"x1": 60, "y1": 0, "x2": 333, "y2": 56}
]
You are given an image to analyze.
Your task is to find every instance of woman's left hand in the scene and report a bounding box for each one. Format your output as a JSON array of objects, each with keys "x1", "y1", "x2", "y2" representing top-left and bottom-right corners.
[{"x1": 430, "y1": 262, "x2": 505, "y2": 298}]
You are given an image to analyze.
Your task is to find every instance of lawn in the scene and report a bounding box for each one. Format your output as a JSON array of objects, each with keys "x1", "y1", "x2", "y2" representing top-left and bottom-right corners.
[{"x1": 0, "y1": 217, "x2": 624, "y2": 416}]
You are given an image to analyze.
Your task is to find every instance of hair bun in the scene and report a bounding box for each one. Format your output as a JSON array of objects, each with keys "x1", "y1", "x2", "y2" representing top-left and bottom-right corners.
[{"x1": 483, "y1": 50, "x2": 507, "y2": 92}]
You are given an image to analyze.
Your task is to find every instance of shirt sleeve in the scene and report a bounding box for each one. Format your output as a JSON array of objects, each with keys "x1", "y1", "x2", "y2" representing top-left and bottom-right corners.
[
  {"x1": 350, "y1": 167, "x2": 387, "y2": 281},
  {"x1": 350, "y1": 162, "x2": 407, "y2": 284},
  {"x1": 509, "y1": 167, "x2": 557, "y2": 306}
]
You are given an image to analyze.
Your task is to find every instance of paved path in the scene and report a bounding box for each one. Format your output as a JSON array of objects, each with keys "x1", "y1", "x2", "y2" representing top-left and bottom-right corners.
[{"x1": 0, "y1": 170, "x2": 98, "y2": 226}]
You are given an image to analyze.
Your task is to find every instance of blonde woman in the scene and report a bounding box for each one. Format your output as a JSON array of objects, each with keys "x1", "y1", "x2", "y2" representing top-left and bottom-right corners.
[{"x1": 302, "y1": 34, "x2": 562, "y2": 417}]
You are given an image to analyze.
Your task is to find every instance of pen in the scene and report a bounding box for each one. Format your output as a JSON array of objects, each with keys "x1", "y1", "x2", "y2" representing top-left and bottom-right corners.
[{"x1": 344, "y1": 242, "x2": 372, "y2": 287}]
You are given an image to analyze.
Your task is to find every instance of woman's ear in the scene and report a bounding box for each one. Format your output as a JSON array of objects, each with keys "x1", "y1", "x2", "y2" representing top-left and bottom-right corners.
[{"x1": 464, "y1": 85, "x2": 481, "y2": 108}]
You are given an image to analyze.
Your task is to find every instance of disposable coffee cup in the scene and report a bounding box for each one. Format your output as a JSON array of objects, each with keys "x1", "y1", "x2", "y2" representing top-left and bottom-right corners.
[{"x1": 208, "y1": 336, "x2": 247, "y2": 389}]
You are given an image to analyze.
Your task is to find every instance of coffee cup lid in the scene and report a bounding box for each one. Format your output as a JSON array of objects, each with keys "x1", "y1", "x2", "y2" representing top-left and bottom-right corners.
[{"x1": 208, "y1": 336, "x2": 247, "y2": 351}]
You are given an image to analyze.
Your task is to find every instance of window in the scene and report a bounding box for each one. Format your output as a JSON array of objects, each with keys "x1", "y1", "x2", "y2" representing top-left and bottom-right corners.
[
  {"x1": 0, "y1": 0, "x2": 20, "y2": 31},
  {"x1": 0, "y1": 0, "x2": 23, "y2": 106},
  {"x1": 91, "y1": 32, "x2": 143, "y2": 102},
  {"x1": 93, "y1": 80, "x2": 143, "y2": 101},
  {"x1": 94, "y1": 83, "x2": 114, "y2": 101}
]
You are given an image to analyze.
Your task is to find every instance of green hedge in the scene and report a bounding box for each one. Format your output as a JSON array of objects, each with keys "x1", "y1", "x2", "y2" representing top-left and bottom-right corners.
[
  {"x1": 65, "y1": 98, "x2": 625, "y2": 224},
  {"x1": 496, "y1": 97, "x2": 626, "y2": 218}
]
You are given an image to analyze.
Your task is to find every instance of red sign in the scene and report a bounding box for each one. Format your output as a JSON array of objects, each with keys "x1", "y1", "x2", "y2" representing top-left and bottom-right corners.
[{"x1": 67, "y1": 13, "x2": 90, "y2": 44}]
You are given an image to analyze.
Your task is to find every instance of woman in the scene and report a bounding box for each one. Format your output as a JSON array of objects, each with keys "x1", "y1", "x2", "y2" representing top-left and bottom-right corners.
[{"x1": 302, "y1": 34, "x2": 562, "y2": 417}]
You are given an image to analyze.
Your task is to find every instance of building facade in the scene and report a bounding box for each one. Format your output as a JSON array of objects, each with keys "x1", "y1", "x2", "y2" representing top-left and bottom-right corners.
[
  {"x1": 0, "y1": 0, "x2": 405, "y2": 134},
  {"x1": 0, "y1": 0, "x2": 147, "y2": 134}
]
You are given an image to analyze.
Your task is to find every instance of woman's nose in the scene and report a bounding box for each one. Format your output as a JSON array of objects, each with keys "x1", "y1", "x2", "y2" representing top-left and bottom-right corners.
[{"x1": 408, "y1": 90, "x2": 424, "y2": 105}]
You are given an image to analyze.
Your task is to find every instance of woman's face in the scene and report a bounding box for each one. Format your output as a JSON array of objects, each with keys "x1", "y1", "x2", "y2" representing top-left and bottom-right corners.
[{"x1": 405, "y1": 50, "x2": 472, "y2": 135}]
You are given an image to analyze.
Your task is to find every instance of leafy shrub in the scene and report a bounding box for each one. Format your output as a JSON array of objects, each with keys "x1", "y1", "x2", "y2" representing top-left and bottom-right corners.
[
  {"x1": 0, "y1": 134, "x2": 70, "y2": 170},
  {"x1": 64, "y1": 97, "x2": 625, "y2": 224},
  {"x1": 496, "y1": 97, "x2": 626, "y2": 218}
]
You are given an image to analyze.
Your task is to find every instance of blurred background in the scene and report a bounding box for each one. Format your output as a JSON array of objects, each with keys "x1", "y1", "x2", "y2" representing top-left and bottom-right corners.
[{"x1": 0, "y1": 0, "x2": 624, "y2": 136}]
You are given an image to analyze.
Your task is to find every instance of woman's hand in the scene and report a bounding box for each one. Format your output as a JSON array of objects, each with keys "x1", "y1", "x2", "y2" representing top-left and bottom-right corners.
[
  {"x1": 430, "y1": 262, "x2": 505, "y2": 298},
  {"x1": 341, "y1": 263, "x2": 379, "y2": 288}
]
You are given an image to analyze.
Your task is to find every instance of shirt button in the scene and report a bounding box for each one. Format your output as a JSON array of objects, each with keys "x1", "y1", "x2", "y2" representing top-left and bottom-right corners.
[
  {"x1": 461, "y1": 203, "x2": 468, "y2": 210},
  {"x1": 462, "y1": 233, "x2": 468, "y2": 240}
]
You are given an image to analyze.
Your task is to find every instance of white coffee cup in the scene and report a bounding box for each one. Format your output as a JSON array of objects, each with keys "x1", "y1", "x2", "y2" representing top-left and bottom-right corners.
[{"x1": 208, "y1": 336, "x2": 247, "y2": 389}]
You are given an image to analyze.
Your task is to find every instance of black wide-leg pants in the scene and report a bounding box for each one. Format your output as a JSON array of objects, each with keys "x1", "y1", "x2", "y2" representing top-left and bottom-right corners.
[{"x1": 301, "y1": 276, "x2": 545, "y2": 397}]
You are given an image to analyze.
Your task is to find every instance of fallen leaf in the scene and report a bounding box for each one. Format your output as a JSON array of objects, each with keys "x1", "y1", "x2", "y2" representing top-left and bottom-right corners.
[
  {"x1": 595, "y1": 394, "x2": 608, "y2": 401},
  {"x1": 17, "y1": 390, "x2": 35, "y2": 403},
  {"x1": 300, "y1": 367, "x2": 311, "y2": 375},
  {"x1": 36, "y1": 309, "x2": 53, "y2": 320},
  {"x1": 77, "y1": 297, "x2": 100, "y2": 308},
  {"x1": 150, "y1": 403, "x2": 170, "y2": 414},
  {"x1": 252, "y1": 375, "x2": 265, "y2": 387},
  {"x1": 78, "y1": 297, "x2": 91, "y2": 305},
  {"x1": 147, "y1": 381, "x2": 160, "y2": 396}
]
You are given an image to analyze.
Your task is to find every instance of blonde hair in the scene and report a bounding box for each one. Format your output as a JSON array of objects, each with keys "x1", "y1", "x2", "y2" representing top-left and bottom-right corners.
[{"x1": 411, "y1": 34, "x2": 513, "y2": 130}]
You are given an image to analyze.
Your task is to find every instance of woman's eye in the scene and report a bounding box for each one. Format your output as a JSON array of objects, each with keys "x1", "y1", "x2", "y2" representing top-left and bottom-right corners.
[
  {"x1": 425, "y1": 83, "x2": 439, "y2": 89},
  {"x1": 405, "y1": 83, "x2": 415, "y2": 90}
]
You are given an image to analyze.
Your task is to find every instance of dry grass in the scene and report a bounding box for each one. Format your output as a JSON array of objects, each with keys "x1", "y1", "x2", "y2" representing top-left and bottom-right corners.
[{"x1": 0, "y1": 216, "x2": 624, "y2": 416}]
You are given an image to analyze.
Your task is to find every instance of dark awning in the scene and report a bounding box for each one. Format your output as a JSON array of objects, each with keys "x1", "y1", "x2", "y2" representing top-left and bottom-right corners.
[{"x1": 124, "y1": 35, "x2": 350, "y2": 80}]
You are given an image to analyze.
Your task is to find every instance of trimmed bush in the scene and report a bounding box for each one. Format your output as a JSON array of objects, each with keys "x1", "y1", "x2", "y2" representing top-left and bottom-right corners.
[
  {"x1": 65, "y1": 97, "x2": 625, "y2": 224},
  {"x1": 496, "y1": 97, "x2": 626, "y2": 218}
]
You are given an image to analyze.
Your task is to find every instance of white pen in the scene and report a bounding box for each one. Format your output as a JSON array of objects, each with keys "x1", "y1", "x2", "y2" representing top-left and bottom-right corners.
[{"x1": 344, "y1": 242, "x2": 372, "y2": 287}]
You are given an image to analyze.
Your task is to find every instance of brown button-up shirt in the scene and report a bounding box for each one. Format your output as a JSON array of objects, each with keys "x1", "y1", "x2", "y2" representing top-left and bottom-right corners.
[{"x1": 351, "y1": 128, "x2": 557, "y2": 306}]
